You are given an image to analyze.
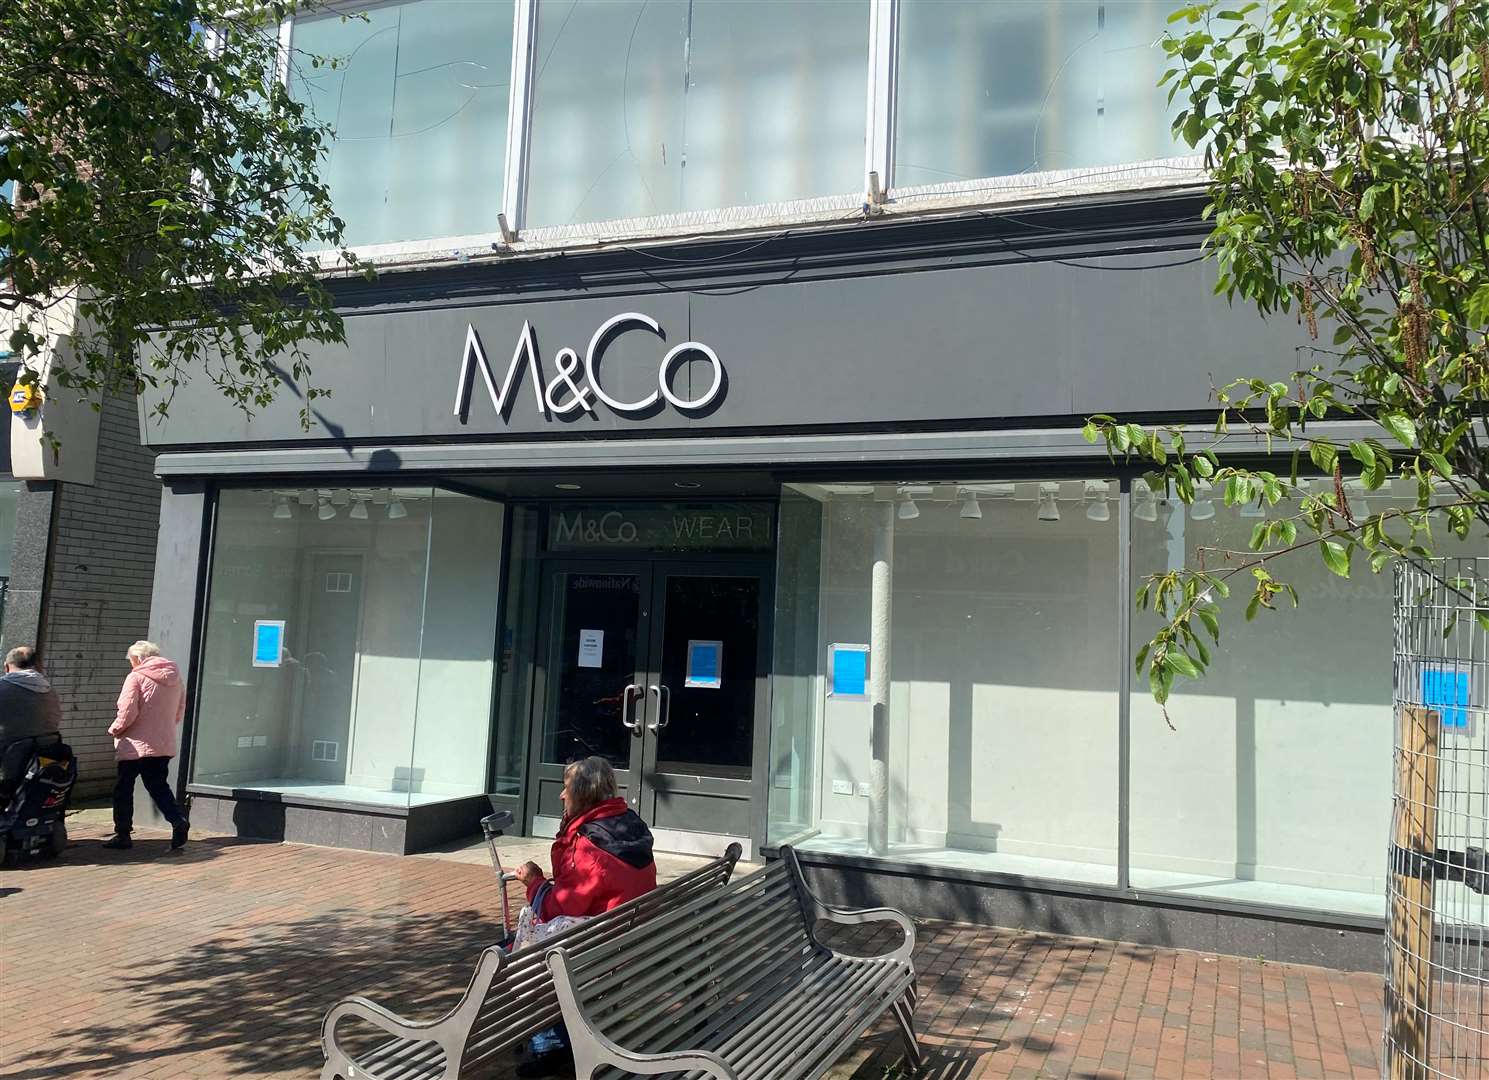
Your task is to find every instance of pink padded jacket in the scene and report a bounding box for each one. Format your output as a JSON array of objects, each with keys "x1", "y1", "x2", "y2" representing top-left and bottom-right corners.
[{"x1": 109, "y1": 657, "x2": 186, "y2": 760}]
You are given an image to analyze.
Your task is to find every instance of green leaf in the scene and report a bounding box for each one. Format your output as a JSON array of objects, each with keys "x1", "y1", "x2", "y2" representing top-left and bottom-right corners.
[
  {"x1": 1165, "y1": 651, "x2": 1201, "y2": 679},
  {"x1": 1466, "y1": 284, "x2": 1489, "y2": 329},
  {"x1": 1309, "y1": 442, "x2": 1337, "y2": 472},
  {"x1": 1081, "y1": 421, "x2": 1099, "y2": 444},
  {"x1": 1321, "y1": 541, "x2": 1351, "y2": 578},
  {"x1": 1379, "y1": 413, "x2": 1416, "y2": 448},
  {"x1": 1349, "y1": 441, "x2": 1376, "y2": 469}
]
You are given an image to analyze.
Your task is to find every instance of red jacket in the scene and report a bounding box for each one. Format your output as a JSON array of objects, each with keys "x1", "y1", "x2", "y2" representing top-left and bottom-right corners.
[{"x1": 527, "y1": 797, "x2": 657, "y2": 920}]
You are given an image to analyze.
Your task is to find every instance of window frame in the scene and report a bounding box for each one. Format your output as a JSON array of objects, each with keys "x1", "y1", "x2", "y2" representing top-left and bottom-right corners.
[{"x1": 283, "y1": 0, "x2": 1206, "y2": 265}]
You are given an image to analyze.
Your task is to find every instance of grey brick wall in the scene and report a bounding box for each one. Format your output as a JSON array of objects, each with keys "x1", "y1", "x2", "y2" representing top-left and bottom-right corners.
[{"x1": 40, "y1": 393, "x2": 161, "y2": 796}]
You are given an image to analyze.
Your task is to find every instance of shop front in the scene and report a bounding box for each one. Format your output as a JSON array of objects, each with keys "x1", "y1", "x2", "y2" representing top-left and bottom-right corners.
[{"x1": 138, "y1": 208, "x2": 1468, "y2": 966}]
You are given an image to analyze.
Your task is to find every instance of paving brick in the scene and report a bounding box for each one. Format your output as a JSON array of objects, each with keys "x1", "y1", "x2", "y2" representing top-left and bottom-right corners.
[{"x1": 0, "y1": 816, "x2": 1392, "y2": 1079}]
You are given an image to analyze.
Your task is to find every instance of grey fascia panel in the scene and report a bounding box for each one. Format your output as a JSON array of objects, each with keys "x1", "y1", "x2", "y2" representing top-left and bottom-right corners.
[{"x1": 153, "y1": 420, "x2": 1396, "y2": 478}]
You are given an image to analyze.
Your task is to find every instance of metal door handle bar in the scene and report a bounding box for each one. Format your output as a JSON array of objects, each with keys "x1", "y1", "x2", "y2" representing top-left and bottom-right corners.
[
  {"x1": 621, "y1": 683, "x2": 641, "y2": 732},
  {"x1": 648, "y1": 684, "x2": 671, "y2": 731}
]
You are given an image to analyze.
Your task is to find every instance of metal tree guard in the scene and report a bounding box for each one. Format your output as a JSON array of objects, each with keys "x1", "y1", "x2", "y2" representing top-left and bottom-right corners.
[{"x1": 1388, "y1": 557, "x2": 1489, "y2": 1079}]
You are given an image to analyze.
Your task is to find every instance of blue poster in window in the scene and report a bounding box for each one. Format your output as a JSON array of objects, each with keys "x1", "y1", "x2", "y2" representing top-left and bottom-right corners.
[
  {"x1": 1422, "y1": 668, "x2": 1471, "y2": 732},
  {"x1": 828, "y1": 644, "x2": 869, "y2": 700},
  {"x1": 252, "y1": 620, "x2": 285, "y2": 669},
  {"x1": 685, "y1": 640, "x2": 723, "y2": 689}
]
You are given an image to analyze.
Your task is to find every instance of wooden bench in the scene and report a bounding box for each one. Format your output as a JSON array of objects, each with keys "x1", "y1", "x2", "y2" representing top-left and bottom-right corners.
[
  {"x1": 547, "y1": 845, "x2": 919, "y2": 1079},
  {"x1": 320, "y1": 843, "x2": 743, "y2": 1080}
]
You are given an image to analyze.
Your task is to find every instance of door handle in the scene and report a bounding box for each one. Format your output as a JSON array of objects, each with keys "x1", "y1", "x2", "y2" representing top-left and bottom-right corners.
[
  {"x1": 648, "y1": 684, "x2": 671, "y2": 731},
  {"x1": 621, "y1": 684, "x2": 641, "y2": 733}
]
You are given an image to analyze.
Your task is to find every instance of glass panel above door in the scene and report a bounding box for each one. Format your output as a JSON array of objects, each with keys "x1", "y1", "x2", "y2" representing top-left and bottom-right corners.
[{"x1": 546, "y1": 503, "x2": 774, "y2": 554}]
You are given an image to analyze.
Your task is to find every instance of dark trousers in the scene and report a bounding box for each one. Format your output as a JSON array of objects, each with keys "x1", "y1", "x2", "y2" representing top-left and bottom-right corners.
[{"x1": 113, "y1": 756, "x2": 186, "y2": 835}]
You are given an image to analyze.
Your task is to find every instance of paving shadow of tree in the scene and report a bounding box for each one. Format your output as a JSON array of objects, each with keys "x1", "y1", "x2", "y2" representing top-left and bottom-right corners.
[{"x1": 3, "y1": 904, "x2": 519, "y2": 1080}]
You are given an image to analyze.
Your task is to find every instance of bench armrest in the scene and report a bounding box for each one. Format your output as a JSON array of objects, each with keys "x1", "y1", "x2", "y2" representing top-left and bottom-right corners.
[
  {"x1": 546, "y1": 949, "x2": 740, "y2": 1080},
  {"x1": 781, "y1": 846, "x2": 917, "y2": 967},
  {"x1": 319, "y1": 946, "x2": 507, "y2": 1080}
]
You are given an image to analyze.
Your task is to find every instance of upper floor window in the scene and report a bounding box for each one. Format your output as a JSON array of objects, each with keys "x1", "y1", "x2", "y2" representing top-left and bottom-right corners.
[
  {"x1": 289, "y1": 0, "x2": 515, "y2": 247},
  {"x1": 523, "y1": 0, "x2": 869, "y2": 229},
  {"x1": 893, "y1": 0, "x2": 1186, "y2": 189}
]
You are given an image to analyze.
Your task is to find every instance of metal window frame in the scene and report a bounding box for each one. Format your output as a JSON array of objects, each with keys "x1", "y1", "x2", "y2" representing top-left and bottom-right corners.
[
  {"x1": 501, "y1": 0, "x2": 538, "y2": 234},
  {"x1": 864, "y1": 0, "x2": 897, "y2": 203}
]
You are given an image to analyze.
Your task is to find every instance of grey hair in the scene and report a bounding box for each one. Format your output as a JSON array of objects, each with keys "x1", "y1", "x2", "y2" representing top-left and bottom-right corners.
[
  {"x1": 127, "y1": 640, "x2": 162, "y2": 662},
  {"x1": 563, "y1": 756, "x2": 618, "y2": 816},
  {"x1": 5, "y1": 645, "x2": 37, "y2": 669}
]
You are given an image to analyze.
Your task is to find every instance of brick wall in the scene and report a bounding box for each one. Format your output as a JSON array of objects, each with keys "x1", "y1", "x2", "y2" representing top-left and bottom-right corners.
[{"x1": 41, "y1": 393, "x2": 161, "y2": 796}]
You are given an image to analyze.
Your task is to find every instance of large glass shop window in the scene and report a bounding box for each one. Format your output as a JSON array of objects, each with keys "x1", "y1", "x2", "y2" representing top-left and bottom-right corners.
[
  {"x1": 893, "y1": 0, "x2": 1186, "y2": 189},
  {"x1": 193, "y1": 488, "x2": 504, "y2": 807},
  {"x1": 524, "y1": 0, "x2": 868, "y2": 228},
  {"x1": 1128, "y1": 481, "x2": 1485, "y2": 918},
  {"x1": 288, "y1": 0, "x2": 515, "y2": 247},
  {"x1": 771, "y1": 480, "x2": 1121, "y2": 886}
]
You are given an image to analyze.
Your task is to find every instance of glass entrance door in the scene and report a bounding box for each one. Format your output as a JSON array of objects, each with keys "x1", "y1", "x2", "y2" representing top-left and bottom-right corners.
[
  {"x1": 530, "y1": 558, "x2": 771, "y2": 854},
  {"x1": 637, "y1": 566, "x2": 768, "y2": 848},
  {"x1": 531, "y1": 563, "x2": 649, "y2": 822}
]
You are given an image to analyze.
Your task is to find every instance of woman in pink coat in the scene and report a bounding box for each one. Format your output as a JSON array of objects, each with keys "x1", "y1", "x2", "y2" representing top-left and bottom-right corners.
[{"x1": 102, "y1": 641, "x2": 190, "y2": 850}]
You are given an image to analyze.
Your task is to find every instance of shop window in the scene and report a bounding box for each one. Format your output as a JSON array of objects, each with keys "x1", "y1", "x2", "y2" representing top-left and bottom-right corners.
[
  {"x1": 893, "y1": 0, "x2": 1186, "y2": 190},
  {"x1": 523, "y1": 0, "x2": 868, "y2": 229},
  {"x1": 288, "y1": 0, "x2": 514, "y2": 247},
  {"x1": 192, "y1": 487, "x2": 504, "y2": 807},
  {"x1": 1127, "y1": 482, "x2": 1483, "y2": 918},
  {"x1": 770, "y1": 480, "x2": 1120, "y2": 886}
]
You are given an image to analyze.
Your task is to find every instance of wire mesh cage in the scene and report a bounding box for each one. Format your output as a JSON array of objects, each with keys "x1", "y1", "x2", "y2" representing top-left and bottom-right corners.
[{"x1": 1388, "y1": 557, "x2": 1489, "y2": 1079}]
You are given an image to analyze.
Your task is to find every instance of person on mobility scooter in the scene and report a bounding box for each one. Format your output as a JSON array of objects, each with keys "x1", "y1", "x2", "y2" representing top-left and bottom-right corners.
[{"x1": 0, "y1": 645, "x2": 75, "y2": 865}]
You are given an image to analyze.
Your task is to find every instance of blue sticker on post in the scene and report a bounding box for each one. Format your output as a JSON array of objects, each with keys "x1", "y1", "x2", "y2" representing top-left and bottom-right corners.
[
  {"x1": 685, "y1": 640, "x2": 723, "y2": 689},
  {"x1": 1422, "y1": 668, "x2": 1471, "y2": 732},
  {"x1": 252, "y1": 620, "x2": 285, "y2": 669},
  {"x1": 828, "y1": 643, "x2": 869, "y2": 701}
]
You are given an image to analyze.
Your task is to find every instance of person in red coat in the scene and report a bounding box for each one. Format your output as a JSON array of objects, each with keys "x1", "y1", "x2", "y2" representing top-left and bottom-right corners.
[
  {"x1": 517, "y1": 754, "x2": 657, "y2": 919},
  {"x1": 513, "y1": 755, "x2": 656, "y2": 1077}
]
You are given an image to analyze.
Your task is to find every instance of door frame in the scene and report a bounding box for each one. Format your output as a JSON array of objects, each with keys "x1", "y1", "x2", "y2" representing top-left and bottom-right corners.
[{"x1": 521, "y1": 548, "x2": 775, "y2": 857}]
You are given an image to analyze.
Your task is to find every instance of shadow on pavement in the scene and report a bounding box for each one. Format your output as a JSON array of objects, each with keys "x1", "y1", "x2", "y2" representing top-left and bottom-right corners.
[{"x1": 4, "y1": 902, "x2": 512, "y2": 1079}]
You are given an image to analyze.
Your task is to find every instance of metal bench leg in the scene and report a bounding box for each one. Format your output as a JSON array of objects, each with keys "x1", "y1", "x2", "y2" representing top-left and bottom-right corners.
[{"x1": 892, "y1": 990, "x2": 921, "y2": 1071}]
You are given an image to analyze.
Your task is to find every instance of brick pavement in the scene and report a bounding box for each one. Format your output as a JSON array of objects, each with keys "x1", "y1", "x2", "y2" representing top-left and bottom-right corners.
[{"x1": 0, "y1": 817, "x2": 1384, "y2": 1079}]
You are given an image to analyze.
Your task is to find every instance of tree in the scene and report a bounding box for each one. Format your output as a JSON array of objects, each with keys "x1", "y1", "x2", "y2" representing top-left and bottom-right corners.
[
  {"x1": 1085, "y1": 0, "x2": 1489, "y2": 710},
  {"x1": 0, "y1": 0, "x2": 359, "y2": 431}
]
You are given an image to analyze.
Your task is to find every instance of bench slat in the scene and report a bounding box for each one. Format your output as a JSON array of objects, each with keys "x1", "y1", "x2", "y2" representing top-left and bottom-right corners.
[
  {"x1": 582, "y1": 879, "x2": 806, "y2": 1029},
  {"x1": 570, "y1": 866, "x2": 796, "y2": 982}
]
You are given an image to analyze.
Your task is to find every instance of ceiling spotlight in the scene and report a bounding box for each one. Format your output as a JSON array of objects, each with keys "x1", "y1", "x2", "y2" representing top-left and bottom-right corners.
[
  {"x1": 387, "y1": 496, "x2": 407, "y2": 521},
  {"x1": 1189, "y1": 484, "x2": 1216, "y2": 521},
  {"x1": 1134, "y1": 485, "x2": 1159, "y2": 523},
  {"x1": 349, "y1": 498, "x2": 368, "y2": 521},
  {"x1": 1037, "y1": 482, "x2": 1061, "y2": 522},
  {"x1": 673, "y1": 480, "x2": 702, "y2": 490},
  {"x1": 1239, "y1": 499, "x2": 1266, "y2": 518},
  {"x1": 317, "y1": 496, "x2": 336, "y2": 521},
  {"x1": 272, "y1": 495, "x2": 293, "y2": 520},
  {"x1": 554, "y1": 483, "x2": 582, "y2": 491},
  {"x1": 959, "y1": 492, "x2": 982, "y2": 520},
  {"x1": 897, "y1": 495, "x2": 920, "y2": 521},
  {"x1": 1083, "y1": 481, "x2": 1110, "y2": 522}
]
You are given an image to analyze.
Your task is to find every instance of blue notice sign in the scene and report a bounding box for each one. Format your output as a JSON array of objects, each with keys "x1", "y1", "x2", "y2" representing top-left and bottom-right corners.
[
  {"x1": 685, "y1": 640, "x2": 722, "y2": 689},
  {"x1": 253, "y1": 620, "x2": 285, "y2": 668},
  {"x1": 829, "y1": 644, "x2": 869, "y2": 700},
  {"x1": 1423, "y1": 668, "x2": 1471, "y2": 732}
]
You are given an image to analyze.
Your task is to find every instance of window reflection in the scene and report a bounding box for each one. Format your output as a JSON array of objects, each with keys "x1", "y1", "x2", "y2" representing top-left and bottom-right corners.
[
  {"x1": 524, "y1": 0, "x2": 867, "y2": 228},
  {"x1": 289, "y1": 1, "x2": 514, "y2": 246}
]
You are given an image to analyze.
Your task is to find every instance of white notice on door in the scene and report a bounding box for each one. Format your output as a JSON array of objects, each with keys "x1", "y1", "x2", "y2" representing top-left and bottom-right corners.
[{"x1": 577, "y1": 628, "x2": 605, "y2": 668}]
